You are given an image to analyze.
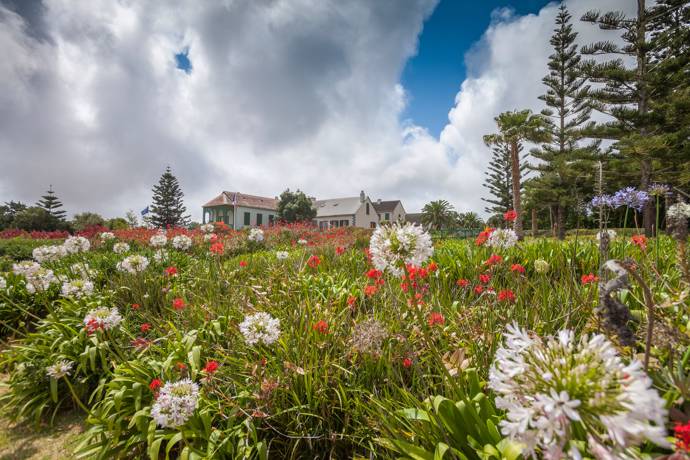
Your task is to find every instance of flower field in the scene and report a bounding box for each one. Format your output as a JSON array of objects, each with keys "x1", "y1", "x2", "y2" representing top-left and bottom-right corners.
[{"x1": 0, "y1": 221, "x2": 689, "y2": 459}]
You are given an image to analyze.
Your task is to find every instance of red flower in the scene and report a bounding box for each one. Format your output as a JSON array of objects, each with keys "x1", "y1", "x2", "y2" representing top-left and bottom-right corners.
[
  {"x1": 581, "y1": 273, "x2": 598, "y2": 285},
  {"x1": 474, "y1": 285, "x2": 484, "y2": 295},
  {"x1": 510, "y1": 263, "x2": 525, "y2": 274},
  {"x1": 402, "y1": 358, "x2": 413, "y2": 368},
  {"x1": 312, "y1": 320, "x2": 329, "y2": 335},
  {"x1": 631, "y1": 234, "x2": 647, "y2": 250},
  {"x1": 131, "y1": 337, "x2": 151, "y2": 350},
  {"x1": 239, "y1": 260, "x2": 248, "y2": 267},
  {"x1": 131, "y1": 303, "x2": 140, "y2": 310},
  {"x1": 364, "y1": 285, "x2": 378, "y2": 297},
  {"x1": 140, "y1": 323, "x2": 151, "y2": 333},
  {"x1": 347, "y1": 295, "x2": 357, "y2": 308},
  {"x1": 209, "y1": 234, "x2": 218, "y2": 243},
  {"x1": 427, "y1": 262, "x2": 438, "y2": 272},
  {"x1": 336, "y1": 246, "x2": 345, "y2": 256},
  {"x1": 210, "y1": 241, "x2": 224, "y2": 255},
  {"x1": 427, "y1": 312, "x2": 445, "y2": 327},
  {"x1": 176, "y1": 362, "x2": 187, "y2": 371},
  {"x1": 675, "y1": 421, "x2": 690, "y2": 452},
  {"x1": 475, "y1": 227, "x2": 495, "y2": 246},
  {"x1": 164, "y1": 266, "x2": 178, "y2": 276},
  {"x1": 479, "y1": 273, "x2": 491, "y2": 284},
  {"x1": 366, "y1": 268, "x2": 382, "y2": 279},
  {"x1": 85, "y1": 318, "x2": 102, "y2": 335},
  {"x1": 503, "y1": 209, "x2": 517, "y2": 222},
  {"x1": 149, "y1": 378, "x2": 162, "y2": 391},
  {"x1": 485, "y1": 254, "x2": 503, "y2": 266},
  {"x1": 307, "y1": 255, "x2": 321, "y2": 269},
  {"x1": 456, "y1": 278, "x2": 469, "y2": 288},
  {"x1": 498, "y1": 289, "x2": 516, "y2": 303},
  {"x1": 172, "y1": 297, "x2": 186, "y2": 310},
  {"x1": 400, "y1": 282, "x2": 409, "y2": 292},
  {"x1": 203, "y1": 360, "x2": 219, "y2": 374}
]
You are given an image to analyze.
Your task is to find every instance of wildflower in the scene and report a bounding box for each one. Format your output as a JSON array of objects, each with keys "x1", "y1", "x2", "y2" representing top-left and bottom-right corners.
[
  {"x1": 336, "y1": 246, "x2": 345, "y2": 255},
  {"x1": 150, "y1": 379, "x2": 200, "y2": 428},
  {"x1": 131, "y1": 303, "x2": 140, "y2": 310},
  {"x1": 631, "y1": 234, "x2": 647, "y2": 250},
  {"x1": 456, "y1": 278, "x2": 469, "y2": 288},
  {"x1": 485, "y1": 254, "x2": 503, "y2": 266},
  {"x1": 297, "y1": 239, "x2": 308, "y2": 245},
  {"x1": 427, "y1": 312, "x2": 445, "y2": 327},
  {"x1": 100, "y1": 232, "x2": 115, "y2": 240},
  {"x1": 402, "y1": 357, "x2": 413, "y2": 368},
  {"x1": 209, "y1": 242, "x2": 224, "y2": 255},
  {"x1": 46, "y1": 360, "x2": 74, "y2": 379},
  {"x1": 83, "y1": 307, "x2": 122, "y2": 333},
  {"x1": 369, "y1": 223, "x2": 433, "y2": 276},
  {"x1": 349, "y1": 319, "x2": 387, "y2": 355},
  {"x1": 164, "y1": 266, "x2": 178, "y2": 276},
  {"x1": 63, "y1": 236, "x2": 91, "y2": 254},
  {"x1": 312, "y1": 320, "x2": 329, "y2": 335},
  {"x1": 32, "y1": 244, "x2": 67, "y2": 263},
  {"x1": 131, "y1": 337, "x2": 151, "y2": 350},
  {"x1": 276, "y1": 251, "x2": 289, "y2": 260},
  {"x1": 172, "y1": 235, "x2": 192, "y2": 250},
  {"x1": 487, "y1": 228, "x2": 518, "y2": 249},
  {"x1": 489, "y1": 324, "x2": 667, "y2": 457},
  {"x1": 200, "y1": 223, "x2": 215, "y2": 233},
  {"x1": 149, "y1": 378, "x2": 163, "y2": 391},
  {"x1": 347, "y1": 295, "x2": 357, "y2": 308},
  {"x1": 427, "y1": 261, "x2": 438, "y2": 272},
  {"x1": 113, "y1": 242, "x2": 130, "y2": 254},
  {"x1": 248, "y1": 228, "x2": 265, "y2": 242},
  {"x1": 117, "y1": 255, "x2": 149, "y2": 274},
  {"x1": 475, "y1": 227, "x2": 495, "y2": 246},
  {"x1": 498, "y1": 289, "x2": 515, "y2": 303},
  {"x1": 504, "y1": 209, "x2": 517, "y2": 222},
  {"x1": 534, "y1": 259, "x2": 550, "y2": 273},
  {"x1": 20, "y1": 265, "x2": 57, "y2": 293},
  {"x1": 364, "y1": 284, "x2": 378, "y2": 297},
  {"x1": 668, "y1": 202, "x2": 690, "y2": 220},
  {"x1": 172, "y1": 298, "x2": 186, "y2": 310},
  {"x1": 596, "y1": 229, "x2": 617, "y2": 241},
  {"x1": 474, "y1": 285, "x2": 484, "y2": 295},
  {"x1": 676, "y1": 421, "x2": 690, "y2": 452},
  {"x1": 203, "y1": 361, "x2": 219, "y2": 374},
  {"x1": 61, "y1": 279, "x2": 94, "y2": 298},
  {"x1": 612, "y1": 187, "x2": 650, "y2": 211},
  {"x1": 366, "y1": 268, "x2": 382, "y2": 279},
  {"x1": 479, "y1": 273, "x2": 491, "y2": 284},
  {"x1": 589, "y1": 194, "x2": 615, "y2": 210},
  {"x1": 203, "y1": 233, "x2": 218, "y2": 243},
  {"x1": 140, "y1": 323, "x2": 152, "y2": 333},
  {"x1": 581, "y1": 273, "x2": 598, "y2": 285},
  {"x1": 239, "y1": 260, "x2": 248, "y2": 268},
  {"x1": 0, "y1": 275, "x2": 6, "y2": 290},
  {"x1": 648, "y1": 183, "x2": 670, "y2": 197},
  {"x1": 510, "y1": 264, "x2": 525, "y2": 274},
  {"x1": 239, "y1": 312, "x2": 281, "y2": 346},
  {"x1": 149, "y1": 232, "x2": 168, "y2": 248},
  {"x1": 307, "y1": 255, "x2": 321, "y2": 269}
]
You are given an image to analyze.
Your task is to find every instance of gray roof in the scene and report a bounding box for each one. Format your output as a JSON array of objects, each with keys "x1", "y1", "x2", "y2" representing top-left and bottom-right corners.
[
  {"x1": 314, "y1": 197, "x2": 363, "y2": 217},
  {"x1": 373, "y1": 200, "x2": 402, "y2": 213}
]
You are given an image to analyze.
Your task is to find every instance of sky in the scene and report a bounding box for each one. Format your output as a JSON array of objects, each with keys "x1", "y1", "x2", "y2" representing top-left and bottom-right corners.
[{"x1": 0, "y1": 0, "x2": 634, "y2": 221}]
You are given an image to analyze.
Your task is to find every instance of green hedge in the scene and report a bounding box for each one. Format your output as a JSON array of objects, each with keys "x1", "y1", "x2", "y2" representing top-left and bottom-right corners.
[{"x1": 0, "y1": 238, "x2": 64, "y2": 270}]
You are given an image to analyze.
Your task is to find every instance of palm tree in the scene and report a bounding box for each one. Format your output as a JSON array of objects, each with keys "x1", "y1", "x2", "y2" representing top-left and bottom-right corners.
[
  {"x1": 483, "y1": 110, "x2": 551, "y2": 240},
  {"x1": 457, "y1": 211, "x2": 484, "y2": 229},
  {"x1": 421, "y1": 200, "x2": 454, "y2": 230}
]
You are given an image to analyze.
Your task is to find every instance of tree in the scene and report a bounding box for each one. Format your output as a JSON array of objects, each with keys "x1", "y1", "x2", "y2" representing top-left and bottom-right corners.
[
  {"x1": 107, "y1": 217, "x2": 130, "y2": 230},
  {"x1": 529, "y1": 4, "x2": 598, "y2": 240},
  {"x1": 456, "y1": 211, "x2": 484, "y2": 229},
  {"x1": 72, "y1": 212, "x2": 106, "y2": 232},
  {"x1": 0, "y1": 201, "x2": 27, "y2": 230},
  {"x1": 36, "y1": 185, "x2": 67, "y2": 220},
  {"x1": 12, "y1": 207, "x2": 59, "y2": 231},
  {"x1": 482, "y1": 142, "x2": 527, "y2": 217},
  {"x1": 276, "y1": 189, "x2": 316, "y2": 222},
  {"x1": 421, "y1": 200, "x2": 455, "y2": 230},
  {"x1": 149, "y1": 167, "x2": 190, "y2": 228},
  {"x1": 484, "y1": 110, "x2": 551, "y2": 240},
  {"x1": 125, "y1": 210, "x2": 139, "y2": 227}
]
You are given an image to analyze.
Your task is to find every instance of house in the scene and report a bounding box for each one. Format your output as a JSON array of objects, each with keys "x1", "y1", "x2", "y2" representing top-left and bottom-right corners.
[
  {"x1": 405, "y1": 213, "x2": 423, "y2": 225},
  {"x1": 313, "y1": 191, "x2": 380, "y2": 230},
  {"x1": 202, "y1": 191, "x2": 278, "y2": 229},
  {"x1": 372, "y1": 199, "x2": 406, "y2": 223}
]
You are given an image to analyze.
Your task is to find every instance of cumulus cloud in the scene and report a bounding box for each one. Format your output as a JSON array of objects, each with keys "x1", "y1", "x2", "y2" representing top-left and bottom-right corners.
[{"x1": 0, "y1": 0, "x2": 634, "y2": 220}]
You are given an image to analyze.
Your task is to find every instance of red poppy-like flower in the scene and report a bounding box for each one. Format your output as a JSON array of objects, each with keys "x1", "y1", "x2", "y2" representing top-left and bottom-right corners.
[
  {"x1": 479, "y1": 273, "x2": 491, "y2": 284},
  {"x1": 675, "y1": 421, "x2": 690, "y2": 452},
  {"x1": 164, "y1": 266, "x2": 178, "y2": 276},
  {"x1": 581, "y1": 273, "x2": 598, "y2": 285},
  {"x1": 140, "y1": 323, "x2": 151, "y2": 333},
  {"x1": 511, "y1": 263, "x2": 525, "y2": 274},
  {"x1": 402, "y1": 358, "x2": 413, "y2": 368},
  {"x1": 406, "y1": 265, "x2": 429, "y2": 280},
  {"x1": 631, "y1": 234, "x2": 647, "y2": 250},
  {"x1": 307, "y1": 255, "x2": 321, "y2": 268},
  {"x1": 456, "y1": 278, "x2": 469, "y2": 288},
  {"x1": 131, "y1": 337, "x2": 151, "y2": 350},
  {"x1": 85, "y1": 318, "x2": 102, "y2": 335},
  {"x1": 347, "y1": 295, "x2": 357, "y2": 308},
  {"x1": 475, "y1": 227, "x2": 495, "y2": 246},
  {"x1": 427, "y1": 262, "x2": 438, "y2": 272},
  {"x1": 131, "y1": 303, "x2": 140, "y2": 310},
  {"x1": 427, "y1": 312, "x2": 445, "y2": 327},
  {"x1": 209, "y1": 234, "x2": 218, "y2": 243},
  {"x1": 149, "y1": 378, "x2": 162, "y2": 391},
  {"x1": 172, "y1": 297, "x2": 186, "y2": 310},
  {"x1": 400, "y1": 282, "x2": 409, "y2": 292},
  {"x1": 485, "y1": 254, "x2": 503, "y2": 266},
  {"x1": 498, "y1": 289, "x2": 516, "y2": 303},
  {"x1": 336, "y1": 246, "x2": 345, "y2": 256},
  {"x1": 210, "y1": 241, "x2": 224, "y2": 255},
  {"x1": 239, "y1": 260, "x2": 248, "y2": 267},
  {"x1": 364, "y1": 284, "x2": 378, "y2": 297},
  {"x1": 503, "y1": 209, "x2": 517, "y2": 222},
  {"x1": 176, "y1": 362, "x2": 187, "y2": 371},
  {"x1": 203, "y1": 360, "x2": 219, "y2": 374},
  {"x1": 474, "y1": 285, "x2": 484, "y2": 295},
  {"x1": 366, "y1": 268, "x2": 382, "y2": 279},
  {"x1": 312, "y1": 320, "x2": 329, "y2": 334}
]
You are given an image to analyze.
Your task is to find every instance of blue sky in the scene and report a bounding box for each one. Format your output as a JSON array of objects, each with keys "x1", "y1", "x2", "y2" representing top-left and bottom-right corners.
[{"x1": 402, "y1": 0, "x2": 552, "y2": 136}]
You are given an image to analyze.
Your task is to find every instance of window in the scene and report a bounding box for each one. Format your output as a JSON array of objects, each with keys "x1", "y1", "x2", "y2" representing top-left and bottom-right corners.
[
  {"x1": 257, "y1": 213, "x2": 263, "y2": 226},
  {"x1": 330, "y1": 220, "x2": 338, "y2": 228},
  {"x1": 244, "y1": 212, "x2": 250, "y2": 226},
  {"x1": 370, "y1": 222, "x2": 376, "y2": 229},
  {"x1": 268, "y1": 215, "x2": 274, "y2": 225},
  {"x1": 340, "y1": 220, "x2": 348, "y2": 227},
  {"x1": 385, "y1": 213, "x2": 390, "y2": 221},
  {"x1": 366, "y1": 203, "x2": 370, "y2": 215},
  {"x1": 319, "y1": 221, "x2": 326, "y2": 230}
]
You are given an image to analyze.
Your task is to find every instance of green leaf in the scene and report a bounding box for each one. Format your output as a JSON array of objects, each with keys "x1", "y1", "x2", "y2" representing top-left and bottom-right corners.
[{"x1": 434, "y1": 442, "x2": 449, "y2": 460}]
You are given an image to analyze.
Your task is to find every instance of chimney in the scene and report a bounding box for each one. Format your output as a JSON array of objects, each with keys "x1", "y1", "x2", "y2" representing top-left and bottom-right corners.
[
  {"x1": 360, "y1": 190, "x2": 365, "y2": 203},
  {"x1": 377, "y1": 198, "x2": 382, "y2": 205}
]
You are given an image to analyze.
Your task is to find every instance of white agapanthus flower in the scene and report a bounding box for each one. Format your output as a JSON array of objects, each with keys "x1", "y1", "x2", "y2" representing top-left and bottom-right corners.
[
  {"x1": 0, "y1": 275, "x2": 6, "y2": 290},
  {"x1": 70, "y1": 263, "x2": 95, "y2": 280},
  {"x1": 151, "y1": 379, "x2": 200, "y2": 428},
  {"x1": 203, "y1": 233, "x2": 217, "y2": 242},
  {"x1": 200, "y1": 223, "x2": 215, "y2": 233},
  {"x1": 117, "y1": 255, "x2": 149, "y2": 274},
  {"x1": 13, "y1": 260, "x2": 41, "y2": 276},
  {"x1": 61, "y1": 279, "x2": 94, "y2": 298},
  {"x1": 63, "y1": 236, "x2": 91, "y2": 254},
  {"x1": 239, "y1": 312, "x2": 281, "y2": 346},
  {"x1": 46, "y1": 360, "x2": 74, "y2": 379},
  {"x1": 276, "y1": 251, "x2": 289, "y2": 260},
  {"x1": 16, "y1": 262, "x2": 57, "y2": 293},
  {"x1": 171, "y1": 234, "x2": 193, "y2": 250},
  {"x1": 248, "y1": 228, "x2": 265, "y2": 242},
  {"x1": 369, "y1": 222, "x2": 434, "y2": 276},
  {"x1": 486, "y1": 228, "x2": 518, "y2": 249},
  {"x1": 297, "y1": 239, "x2": 308, "y2": 245},
  {"x1": 667, "y1": 202, "x2": 690, "y2": 220},
  {"x1": 32, "y1": 245, "x2": 67, "y2": 263},
  {"x1": 153, "y1": 249, "x2": 169, "y2": 263},
  {"x1": 596, "y1": 229, "x2": 617, "y2": 241},
  {"x1": 113, "y1": 242, "x2": 130, "y2": 254},
  {"x1": 83, "y1": 307, "x2": 122, "y2": 332},
  {"x1": 100, "y1": 232, "x2": 116, "y2": 240},
  {"x1": 149, "y1": 232, "x2": 168, "y2": 248},
  {"x1": 489, "y1": 324, "x2": 667, "y2": 458}
]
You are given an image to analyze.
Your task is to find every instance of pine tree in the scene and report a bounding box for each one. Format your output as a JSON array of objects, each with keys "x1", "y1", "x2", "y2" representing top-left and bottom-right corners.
[
  {"x1": 149, "y1": 167, "x2": 190, "y2": 228},
  {"x1": 482, "y1": 142, "x2": 527, "y2": 217},
  {"x1": 529, "y1": 4, "x2": 599, "y2": 240},
  {"x1": 36, "y1": 185, "x2": 67, "y2": 220}
]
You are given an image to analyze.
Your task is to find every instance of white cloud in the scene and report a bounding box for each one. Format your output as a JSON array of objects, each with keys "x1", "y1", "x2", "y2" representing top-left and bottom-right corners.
[{"x1": 0, "y1": 0, "x2": 635, "y2": 220}]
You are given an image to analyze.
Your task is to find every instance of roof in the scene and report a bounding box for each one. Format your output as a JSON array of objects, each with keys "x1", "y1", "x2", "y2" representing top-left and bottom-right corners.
[
  {"x1": 203, "y1": 191, "x2": 278, "y2": 211},
  {"x1": 314, "y1": 197, "x2": 363, "y2": 217},
  {"x1": 372, "y1": 200, "x2": 402, "y2": 213},
  {"x1": 406, "y1": 213, "x2": 423, "y2": 224}
]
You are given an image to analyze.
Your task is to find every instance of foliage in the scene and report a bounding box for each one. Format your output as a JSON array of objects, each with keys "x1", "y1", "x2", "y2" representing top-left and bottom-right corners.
[
  {"x1": 482, "y1": 143, "x2": 525, "y2": 218},
  {"x1": 36, "y1": 185, "x2": 67, "y2": 221},
  {"x1": 10, "y1": 206, "x2": 67, "y2": 232},
  {"x1": 0, "y1": 201, "x2": 27, "y2": 230},
  {"x1": 72, "y1": 212, "x2": 106, "y2": 232},
  {"x1": 421, "y1": 200, "x2": 455, "y2": 230},
  {"x1": 276, "y1": 188, "x2": 317, "y2": 223},
  {"x1": 149, "y1": 166, "x2": 191, "y2": 229}
]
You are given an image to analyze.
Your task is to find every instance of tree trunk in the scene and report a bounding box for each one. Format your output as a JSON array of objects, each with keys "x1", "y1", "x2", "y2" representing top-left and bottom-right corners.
[
  {"x1": 556, "y1": 204, "x2": 566, "y2": 240},
  {"x1": 637, "y1": 0, "x2": 654, "y2": 237},
  {"x1": 641, "y1": 158, "x2": 654, "y2": 236},
  {"x1": 510, "y1": 141, "x2": 523, "y2": 240},
  {"x1": 531, "y1": 208, "x2": 538, "y2": 237}
]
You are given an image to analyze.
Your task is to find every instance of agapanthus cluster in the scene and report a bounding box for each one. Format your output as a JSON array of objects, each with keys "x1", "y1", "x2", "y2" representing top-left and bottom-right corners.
[
  {"x1": 13, "y1": 261, "x2": 57, "y2": 293},
  {"x1": 113, "y1": 242, "x2": 130, "y2": 254},
  {"x1": 239, "y1": 312, "x2": 281, "y2": 346},
  {"x1": 648, "y1": 183, "x2": 670, "y2": 197},
  {"x1": 63, "y1": 236, "x2": 91, "y2": 254},
  {"x1": 668, "y1": 202, "x2": 690, "y2": 221},
  {"x1": 589, "y1": 194, "x2": 615, "y2": 210},
  {"x1": 203, "y1": 233, "x2": 217, "y2": 242},
  {"x1": 61, "y1": 279, "x2": 94, "y2": 298},
  {"x1": 117, "y1": 255, "x2": 149, "y2": 273},
  {"x1": 200, "y1": 223, "x2": 215, "y2": 233},
  {"x1": 83, "y1": 307, "x2": 123, "y2": 333},
  {"x1": 612, "y1": 187, "x2": 650, "y2": 211},
  {"x1": 100, "y1": 232, "x2": 115, "y2": 240},
  {"x1": 153, "y1": 249, "x2": 169, "y2": 263},
  {"x1": 45, "y1": 360, "x2": 74, "y2": 379},
  {"x1": 32, "y1": 244, "x2": 67, "y2": 263},
  {"x1": 487, "y1": 228, "x2": 518, "y2": 249},
  {"x1": 0, "y1": 275, "x2": 6, "y2": 290},
  {"x1": 171, "y1": 234, "x2": 193, "y2": 250},
  {"x1": 369, "y1": 223, "x2": 433, "y2": 276},
  {"x1": 349, "y1": 319, "x2": 388, "y2": 355},
  {"x1": 70, "y1": 263, "x2": 95, "y2": 280},
  {"x1": 533, "y1": 259, "x2": 550, "y2": 274},
  {"x1": 276, "y1": 251, "x2": 289, "y2": 260},
  {"x1": 489, "y1": 324, "x2": 667, "y2": 458},
  {"x1": 248, "y1": 228, "x2": 265, "y2": 242},
  {"x1": 149, "y1": 232, "x2": 168, "y2": 248},
  {"x1": 596, "y1": 229, "x2": 617, "y2": 241},
  {"x1": 150, "y1": 378, "x2": 200, "y2": 428}
]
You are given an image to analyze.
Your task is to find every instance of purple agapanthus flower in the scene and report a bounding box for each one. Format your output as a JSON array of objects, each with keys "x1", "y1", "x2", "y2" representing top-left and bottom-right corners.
[
  {"x1": 612, "y1": 187, "x2": 650, "y2": 211},
  {"x1": 648, "y1": 183, "x2": 671, "y2": 197},
  {"x1": 589, "y1": 194, "x2": 615, "y2": 210}
]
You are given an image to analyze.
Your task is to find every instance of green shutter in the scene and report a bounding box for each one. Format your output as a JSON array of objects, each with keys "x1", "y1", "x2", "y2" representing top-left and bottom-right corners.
[{"x1": 244, "y1": 212, "x2": 250, "y2": 225}]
